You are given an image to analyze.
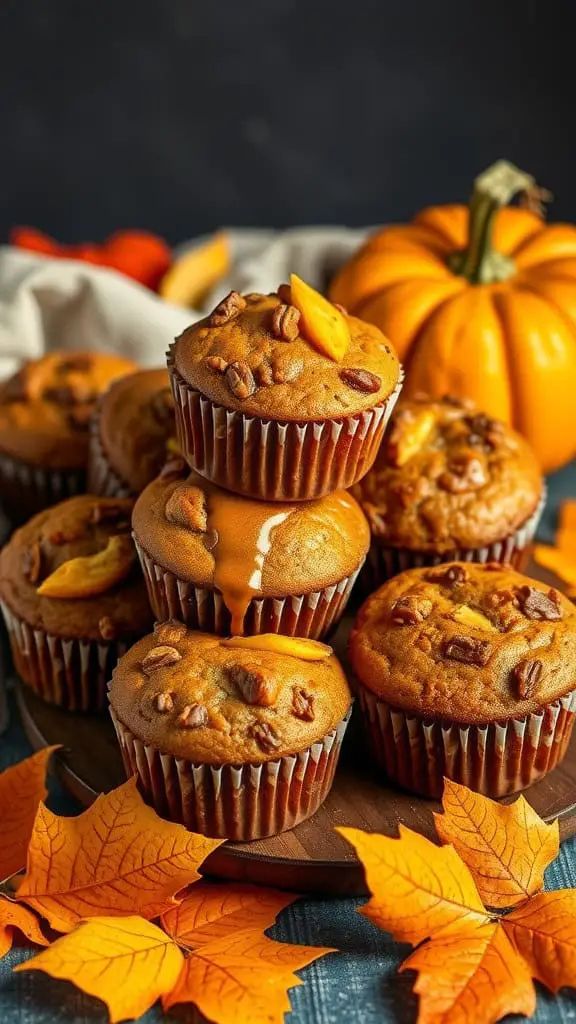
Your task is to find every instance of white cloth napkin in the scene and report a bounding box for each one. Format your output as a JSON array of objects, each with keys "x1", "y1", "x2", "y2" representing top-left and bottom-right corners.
[{"x1": 0, "y1": 227, "x2": 368, "y2": 377}]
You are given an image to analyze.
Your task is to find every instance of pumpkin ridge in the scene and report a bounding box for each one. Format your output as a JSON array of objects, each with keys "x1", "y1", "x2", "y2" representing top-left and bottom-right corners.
[
  {"x1": 396, "y1": 287, "x2": 466, "y2": 382},
  {"x1": 488, "y1": 289, "x2": 518, "y2": 430},
  {"x1": 517, "y1": 278, "x2": 576, "y2": 342}
]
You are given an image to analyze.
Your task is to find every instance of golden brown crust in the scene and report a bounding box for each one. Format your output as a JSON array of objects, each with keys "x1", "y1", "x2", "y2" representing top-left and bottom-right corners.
[
  {"x1": 353, "y1": 397, "x2": 543, "y2": 551},
  {"x1": 349, "y1": 563, "x2": 576, "y2": 724},
  {"x1": 171, "y1": 292, "x2": 400, "y2": 422},
  {"x1": 108, "y1": 625, "x2": 352, "y2": 764},
  {"x1": 96, "y1": 369, "x2": 175, "y2": 493},
  {"x1": 0, "y1": 352, "x2": 137, "y2": 470},
  {"x1": 0, "y1": 495, "x2": 153, "y2": 641}
]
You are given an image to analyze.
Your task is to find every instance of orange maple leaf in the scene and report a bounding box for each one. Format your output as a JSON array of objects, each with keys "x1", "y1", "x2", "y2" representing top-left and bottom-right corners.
[
  {"x1": 16, "y1": 916, "x2": 184, "y2": 1023},
  {"x1": 0, "y1": 895, "x2": 49, "y2": 959},
  {"x1": 0, "y1": 747, "x2": 58, "y2": 882},
  {"x1": 163, "y1": 928, "x2": 335, "y2": 1024},
  {"x1": 161, "y1": 881, "x2": 298, "y2": 949},
  {"x1": 17, "y1": 777, "x2": 223, "y2": 932},
  {"x1": 503, "y1": 890, "x2": 576, "y2": 993},
  {"x1": 534, "y1": 498, "x2": 576, "y2": 591}
]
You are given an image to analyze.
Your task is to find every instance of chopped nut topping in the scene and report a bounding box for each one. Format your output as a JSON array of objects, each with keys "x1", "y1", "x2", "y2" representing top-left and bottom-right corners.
[
  {"x1": 513, "y1": 658, "x2": 543, "y2": 699},
  {"x1": 225, "y1": 360, "x2": 256, "y2": 400},
  {"x1": 178, "y1": 703, "x2": 208, "y2": 728},
  {"x1": 226, "y1": 664, "x2": 279, "y2": 707},
  {"x1": 439, "y1": 453, "x2": 488, "y2": 493},
  {"x1": 153, "y1": 620, "x2": 189, "y2": 644},
  {"x1": 339, "y1": 368, "x2": 382, "y2": 394},
  {"x1": 209, "y1": 290, "x2": 246, "y2": 326},
  {"x1": 487, "y1": 588, "x2": 517, "y2": 608},
  {"x1": 142, "y1": 645, "x2": 182, "y2": 673},
  {"x1": 155, "y1": 691, "x2": 174, "y2": 713},
  {"x1": 23, "y1": 543, "x2": 42, "y2": 584},
  {"x1": 291, "y1": 687, "x2": 315, "y2": 721},
  {"x1": 516, "y1": 586, "x2": 562, "y2": 621},
  {"x1": 465, "y1": 413, "x2": 503, "y2": 450},
  {"x1": 271, "y1": 303, "x2": 301, "y2": 342},
  {"x1": 165, "y1": 485, "x2": 207, "y2": 531},
  {"x1": 277, "y1": 283, "x2": 292, "y2": 304},
  {"x1": 427, "y1": 564, "x2": 469, "y2": 585},
  {"x1": 205, "y1": 355, "x2": 229, "y2": 373},
  {"x1": 442, "y1": 635, "x2": 491, "y2": 666},
  {"x1": 391, "y1": 594, "x2": 432, "y2": 625},
  {"x1": 98, "y1": 616, "x2": 117, "y2": 641},
  {"x1": 248, "y1": 721, "x2": 282, "y2": 754}
]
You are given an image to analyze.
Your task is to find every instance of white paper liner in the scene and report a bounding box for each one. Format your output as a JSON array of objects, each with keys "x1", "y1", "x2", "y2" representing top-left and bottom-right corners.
[
  {"x1": 110, "y1": 707, "x2": 351, "y2": 839},
  {"x1": 357, "y1": 681, "x2": 576, "y2": 798},
  {"x1": 168, "y1": 349, "x2": 403, "y2": 501},
  {"x1": 134, "y1": 538, "x2": 361, "y2": 639},
  {"x1": 0, "y1": 450, "x2": 85, "y2": 527},
  {"x1": 87, "y1": 405, "x2": 133, "y2": 499},
  {"x1": 0, "y1": 600, "x2": 128, "y2": 713},
  {"x1": 361, "y1": 486, "x2": 547, "y2": 593}
]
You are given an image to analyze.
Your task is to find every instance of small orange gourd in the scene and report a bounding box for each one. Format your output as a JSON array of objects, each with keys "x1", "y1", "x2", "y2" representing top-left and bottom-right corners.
[{"x1": 330, "y1": 160, "x2": 576, "y2": 472}]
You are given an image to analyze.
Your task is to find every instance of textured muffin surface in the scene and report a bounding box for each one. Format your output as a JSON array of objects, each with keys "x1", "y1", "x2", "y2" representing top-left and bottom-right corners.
[
  {"x1": 109, "y1": 625, "x2": 352, "y2": 764},
  {"x1": 96, "y1": 368, "x2": 175, "y2": 493},
  {"x1": 171, "y1": 291, "x2": 400, "y2": 421},
  {"x1": 349, "y1": 562, "x2": 576, "y2": 724},
  {"x1": 0, "y1": 352, "x2": 137, "y2": 469},
  {"x1": 0, "y1": 495, "x2": 153, "y2": 641},
  {"x1": 354, "y1": 396, "x2": 543, "y2": 551}
]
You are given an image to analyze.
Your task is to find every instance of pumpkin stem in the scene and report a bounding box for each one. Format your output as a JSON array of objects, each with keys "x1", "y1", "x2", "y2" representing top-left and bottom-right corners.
[{"x1": 449, "y1": 160, "x2": 537, "y2": 284}]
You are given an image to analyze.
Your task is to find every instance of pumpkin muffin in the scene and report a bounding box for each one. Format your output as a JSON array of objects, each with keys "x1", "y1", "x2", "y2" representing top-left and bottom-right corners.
[
  {"x1": 109, "y1": 625, "x2": 352, "y2": 839},
  {"x1": 354, "y1": 395, "x2": 544, "y2": 588},
  {"x1": 88, "y1": 368, "x2": 176, "y2": 498},
  {"x1": 0, "y1": 351, "x2": 137, "y2": 527},
  {"x1": 349, "y1": 562, "x2": 576, "y2": 798},
  {"x1": 168, "y1": 280, "x2": 402, "y2": 501},
  {"x1": 0, "y1": 495, "x2": 153, "y2": 712},
  {"x1": 132, "y1": 458, "x2": 369, "y2": 638}
]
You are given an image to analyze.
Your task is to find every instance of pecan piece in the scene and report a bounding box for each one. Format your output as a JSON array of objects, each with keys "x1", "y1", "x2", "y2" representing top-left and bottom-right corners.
[
  {"x1": 23, "y1": 543, "x2": 42, "y2": 584},
  {"x1": 255, "y1": 362, "x2": 274, "y2": 386},
  {"x1": 154, "y1": 619, "x2": 189, "y2": 644},
  {"x1": 209, "y1": 290, "x2": 246, "y2": 326},
  {"x1": 516, "y1": 586, "x2": 562, "y2": 621},
  {"x1": 439, "y1": 453, "x2": 488, "y2": 494},
  {"x1": 205, "y1": 355, "x2": 229, "y2": 373},
  {"x1": 292, "y1": 687, "x2": 315, "y2": 721},
  {"x1": 154, "y1": 691, "x2": 175, "y2": 713},
  {"x1": 165, "y1": 485, "x2": 207, "y2": 531},
  {"x1": 391, "y1": 595, "x2": 432, "y2": 625},
  {"x1": 465, "y1": 413, "x2": 502, "y2": 450},
  {"x1": 513, "y1": 658, "x2": 543, "y2": 699},
  {"x1": 98, "y1": 616, "x2": 117, "y2": 641},
  {"x1": 339, "y1": 368, "x2": 382, "y2": 394},
  {"x1": 226, "y1": 664, "x2": 279, "y2": 707},
  {"x1": 277, "y1": 283, "x2": 292, "y2": 304},
  {"x1": 178, "y1": 703, "x2": 208, "y2": 728},
  {"x1": 226, "y1": 361, "x2": 256, "y2": 400},
  {"x1": 271, "y1": 303, "x2": 301, "y2": 342},
  {"x1": 248, "y1": 721, "x2": 282, "y2": 754},
  {"x1": 487, "y1": 588, "x2": 517, "y2": 609},
  {"x1": 442, "y1": 635, "x2": 491, "y2": 666},
  {"x1": 427, "y1": 565, "x2": 469, "y2": 585},
  {"x1": 142, "y1": 645, "x2": 182, "y2": 673}
]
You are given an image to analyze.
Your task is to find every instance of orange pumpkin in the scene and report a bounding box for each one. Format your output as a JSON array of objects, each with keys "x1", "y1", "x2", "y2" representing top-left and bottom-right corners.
[{"x1": 330, "y1": 160, "x2": 576, "y2": 472}]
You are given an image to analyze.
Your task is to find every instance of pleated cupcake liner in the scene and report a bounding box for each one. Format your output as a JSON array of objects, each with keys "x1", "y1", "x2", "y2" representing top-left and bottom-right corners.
[
  {"x1": 109, "y1": 706, "x2": 351, "y2": 840},
  {"x1": 360, "y1": 486, "x2": 546, "y2": 593},
  {"x1": 134, "y1": 538, "x2": 362, "y2": 639},
  {"x1": 357, "y1": 681, "x2": 576, "y2": 799},
  {"x1": 0, "y1": 450, "x2": 85, "y2": 529},
  {"x1": 168, "y1": 350, "x2": 403, "y2": 501},
  {"x1": 87, "y1": 408, "x2": 133, "y2": 499},
  {"x1": 0, "y1": 601, "x2": 128, "y2": 713}
]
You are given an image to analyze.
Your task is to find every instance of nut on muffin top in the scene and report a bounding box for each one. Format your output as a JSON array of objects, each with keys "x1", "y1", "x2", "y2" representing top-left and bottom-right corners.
[
  {"x1": 349, "y1": 562, "x2": 576, "y2": 724},
  {"x1": 0, "y1": 352, "x2": 137, "y2": 469},
  {"x1": 0, "y1": 495, "x2": 153, "y2": 641},
  {"x1": 109, "y1": 626, "x2": 352, "y2": 763},
  {"x1": 353, "y1": 396, "x2": 543, "y2": 552},
  {"x1": 95, "y1": 368, "x2": 175, "y2": 493},
  {"x1": 170, "y1": 287, "x2": 400, "y2": 421}
]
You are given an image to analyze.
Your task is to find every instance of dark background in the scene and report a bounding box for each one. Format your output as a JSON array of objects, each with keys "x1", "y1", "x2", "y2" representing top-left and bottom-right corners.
[{"x1": 0, "y1": 0, "x2": 573, "y2": 244}]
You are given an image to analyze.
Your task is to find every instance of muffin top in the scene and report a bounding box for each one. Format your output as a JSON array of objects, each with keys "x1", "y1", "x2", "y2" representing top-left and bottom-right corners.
[
  {"x1": 171, "y1": 287, "x2": 401, "y2": 422},
  {"x1": 353, "y1": 396, "x2": 543, "y2": 552},
  {"x1": 132, "y1": 460, "x2": 370, "y2": 633},
  {"x1": 0, "y1": 352, "x2": 137, "y2": 469},
  {"x1": 0, "y1": 495, "x2": 153, "y2": 641},
  {"x1": 95, "y1": 368, "x2": 175, "y2": 494},
  {"x1": 349, "y1": 562, "x2": 576, "y2": 725},
  {"x1": 109, "y1": 625, "x2": 352, "y2": 764}
]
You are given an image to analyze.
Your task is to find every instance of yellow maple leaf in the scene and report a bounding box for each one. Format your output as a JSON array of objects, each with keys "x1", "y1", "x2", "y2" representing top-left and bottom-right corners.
[
  {"x1": 161, "y1": 881, "x2": 298, "y2": 949},
  {"x1": 16, "y1": 916, "x2": 183, "y2": 1023},
  {"x1": 17, "y1": 777, "x2": 223, "y2": 932},
  {"x1": 0, "y1": 896, "x2": 48, "y2": 959},
  {"x1": 0, "y1": 747, "x2": 58, "y2": 882}
]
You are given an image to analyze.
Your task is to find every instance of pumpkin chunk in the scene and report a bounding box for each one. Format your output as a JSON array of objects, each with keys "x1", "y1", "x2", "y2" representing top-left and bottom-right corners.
[
  {"x1": 289, "y1": 274, "x2": 350, "y2": 361},
  {"x1": 452, "y1": 604, "x2": 498, "y2": 631},
  {"x1": 221, "y1": 634, "x2": 332, "y2": 661},
  {"x1": 387, "y1": 409, "x2": 436, "y2": 467},
  {"x1": 37, "y1": 535, "x2": 136, "y2": 598}
]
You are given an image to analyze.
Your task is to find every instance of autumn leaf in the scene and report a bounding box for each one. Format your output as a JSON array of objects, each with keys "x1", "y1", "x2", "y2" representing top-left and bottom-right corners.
[
  {"x1": 534, "y1": 498, "x2": 576, "y2": 588},
  {"x1": 161, "y1": 881, "x2": 298, "y2": 949},
  {"x1": 16, "y1": 916, "x2": 183, "y2": 1024},
  {"x1": 17, "y1": 777, "x2": 223, "y2": 932},
  {"x1": 0, "y1": 747, "x2": 58, "y2": 882},
  {"x1": 0, "y1": 896, "x2": 48, "y2": 959},
  {"x1": 337, "y1": 825, "x2": 489, "y2": 943},
  {"x1": 434, "y1": 778, "x2": 559, "y2": 908},
  {"x1": 402, "y1": 921, "x2": 536, "y2": 1024},
  {"x1": 503, "y1": 890, "x2": 576, "y2": 993},
  {"x1": 164, "y1": 928, "x2": 335, "y2": 1024}
]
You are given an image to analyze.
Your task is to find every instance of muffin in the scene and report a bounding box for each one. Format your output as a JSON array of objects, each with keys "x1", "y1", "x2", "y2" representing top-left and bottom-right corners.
[
  {"x1": 168, "y1": 281, "x2": 402, "y2": 501},
  {"x1": 132, "y1": 458, "x2": 370, "y2": 638},
  {"x1": 109, "y1": 625, "x2": 352, "y2": 839},
  {"x1": 349, "y1": 562, "x2": 576, "y2": 798},
  {"x1": 0, "y1": 495, "x2": 153, "y2": 712},
  {"x1": 354, "y1": 395, "x2": 544, "y2": 589},
  {"x1": 0, "y1": 351, "x2": 137, "y2": 527},
  {"x1": 88, "y1": 368, "x2": 176, "y2": 498}
]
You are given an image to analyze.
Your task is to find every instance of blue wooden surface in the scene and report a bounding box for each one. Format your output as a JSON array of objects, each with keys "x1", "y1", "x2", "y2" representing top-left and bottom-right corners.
[{"x1": 1, "y1": 460, "x2": 576, "y2": 1022}]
